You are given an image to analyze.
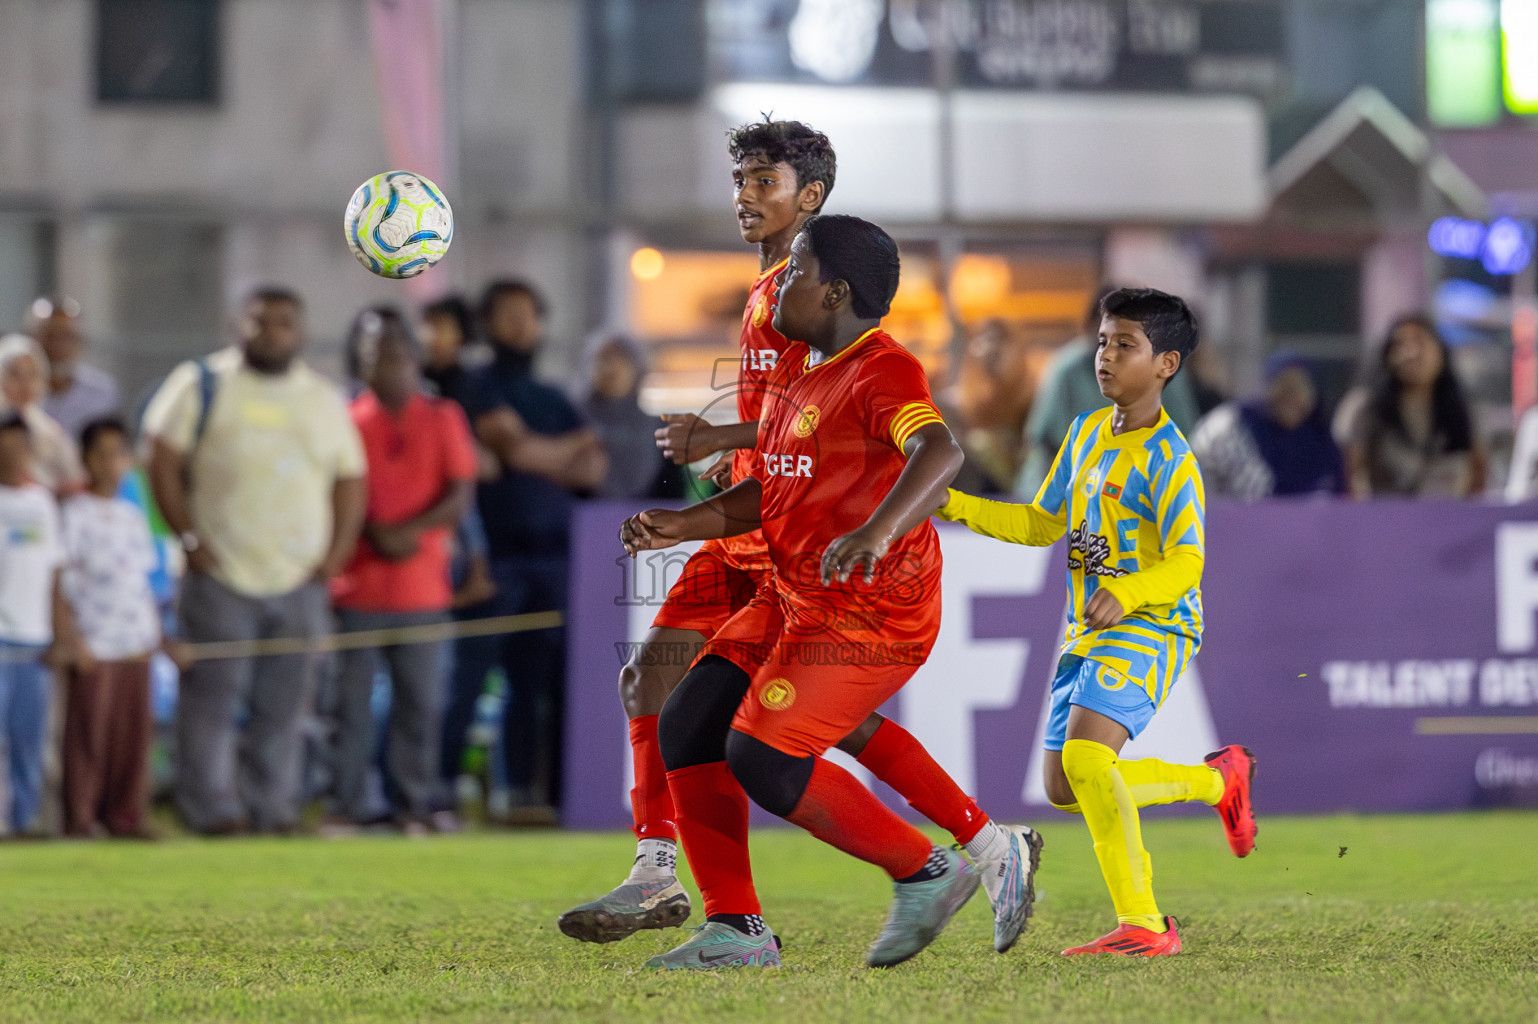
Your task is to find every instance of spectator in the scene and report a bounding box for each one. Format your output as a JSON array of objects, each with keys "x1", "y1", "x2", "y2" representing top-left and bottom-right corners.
[
  {"x1": 441, "y1": 280, "x2": 605, "y2": 819},
  {"x1": 1343, "y1": 314, "x2": 1486, "y2": 499},
  {"x1": 0, "y1": 333, "x2": 85, "y2": 494},
  {"x1": 143, "y1": 287, "x2": 366, "y2": 835},
  {"x1": 1014, "y1": 289, "x2": 1202, "y2": 498},
  {"x1": 326, "y1": 308, "x2": 476, "y2": 834},
  {"x1": 1189, "y1": 354, "x2": 1345, "y2": 500},
  {"x1": 59, "y1": 417, "x2": 161, "y2": 838},
  {"x1": 580, "y1": 332, "x2": 677, "y2": 499},
  {"x1": 420, "y1": 295, "x2": 485, "y2": 409},
  {"x1": 28, "y1": 297, "x2": 121, "y2": 437},
  {"x1": 0, "y1": 415, "x2": 86, "y2": 837}
]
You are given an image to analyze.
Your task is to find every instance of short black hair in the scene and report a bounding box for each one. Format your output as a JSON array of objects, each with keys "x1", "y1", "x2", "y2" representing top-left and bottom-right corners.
[
  {"x1": 422, "y1": 294, "x2": 476, "y2": 345},
  {"x1": 727, "y1": 119, "x2": 836, "y2": 211},
  {"x1": 79, "y1": 416, "x2": 128, "y2": 457},
  {"x1": 245, "y1": 285, "x2": 303, "y2": 309},
  {"x1": 345, "y1": 306, "x2": 419, "y2": 380},
  {"x1": 0, "y1": 413, "x2": 28, "y2": 438},
  {"x1": 801, "y1": 214, "x2": 900, "y2": 319},
  {"x1": 1100, "y1": 287, "x2": 1199, "y2": 373},
  {"x1": 479, "y1": 279, "x2": 546, "y2": 323}
]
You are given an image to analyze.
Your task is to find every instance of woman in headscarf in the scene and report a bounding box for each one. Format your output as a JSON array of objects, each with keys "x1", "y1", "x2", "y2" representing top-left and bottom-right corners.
[
  {"x1": 0, "y1": 333, "x2": 85, "y2": 495},
  {"x1": 1343, "y1": 315, "x2": 1485, "y2": 498},
  {"x1": 1189, "y1": 352, "x2": 1344, "y2": 499},
  {"x1": 578, "y1": 332, "x2": 680, "y2": 499}
]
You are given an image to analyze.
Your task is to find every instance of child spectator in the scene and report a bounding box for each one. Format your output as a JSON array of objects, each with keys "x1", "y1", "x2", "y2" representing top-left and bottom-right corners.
[
  {"x1": 0, "y1": 414, "x2": 86, "y2": 837},
  {"x1": 59, "y1": 417, "x2": 162, "y2": 838}
]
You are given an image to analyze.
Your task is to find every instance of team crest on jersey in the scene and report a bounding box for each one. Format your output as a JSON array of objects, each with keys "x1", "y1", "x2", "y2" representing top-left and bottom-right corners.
[
  {"x1": 793, "y1": 405, "x2": 820, "y2": 438},
  {"x1": 1082, "y1": 469, "x2": 1100, "y2": 497},
  {"x1": 751, "y1": 294, "x2": 770, "y2": 327},
  {"x1": 759, "y1": 678, "x2": 797, "y2": 710}
]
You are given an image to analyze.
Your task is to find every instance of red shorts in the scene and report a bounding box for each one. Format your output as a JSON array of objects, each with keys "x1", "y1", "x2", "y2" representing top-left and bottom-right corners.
[
  {"x1": 650, "y1": 538, "x2": 772, "y2": 637},
  {"x1": 703, "y1": 584, "x2": 941, "y2": 758}
]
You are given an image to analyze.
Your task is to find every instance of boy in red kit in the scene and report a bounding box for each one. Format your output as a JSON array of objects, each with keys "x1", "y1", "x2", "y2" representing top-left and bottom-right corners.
[
  {"x1": 621, "y1": 215, "x2": 1025, "y2": 969},
  {"x1": 559, "y1": 122, "x2": 1041, "y2": 957}
]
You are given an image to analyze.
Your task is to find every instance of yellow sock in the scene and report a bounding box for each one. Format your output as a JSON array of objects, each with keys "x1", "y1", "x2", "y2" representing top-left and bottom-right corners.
[
  {"x1": 1050, "y1": 800, "x2": 1082, "y2": 814},
  {"x1": 1117, "y1": 757, "x2": 1225, "y2": 807},
  {"x1": 1062, "y1": 739, "x2": 1164, "y2": 931}
]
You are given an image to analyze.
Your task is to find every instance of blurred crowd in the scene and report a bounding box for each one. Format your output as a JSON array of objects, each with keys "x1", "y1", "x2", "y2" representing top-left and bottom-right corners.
[{"x1": 0, "y1": 280, "x2": 1527, "y2": 840}]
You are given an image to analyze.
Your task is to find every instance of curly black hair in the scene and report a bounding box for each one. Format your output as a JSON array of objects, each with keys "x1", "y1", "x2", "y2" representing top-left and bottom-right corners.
[{"x1": 727, "y1": 118, "x2": 836, "y2": 210}]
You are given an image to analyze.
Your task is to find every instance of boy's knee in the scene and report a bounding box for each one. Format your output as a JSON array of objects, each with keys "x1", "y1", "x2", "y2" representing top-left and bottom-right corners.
[
  {"x1": 618, "y1": 659, "x2": 673, "y2": 718},
  {"x1": 724, "y1": 729, "x2": 815, "y2": 818}
]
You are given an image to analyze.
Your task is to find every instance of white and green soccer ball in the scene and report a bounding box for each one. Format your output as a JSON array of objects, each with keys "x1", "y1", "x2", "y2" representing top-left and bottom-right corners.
[{"x1": 344, "y1": 170, "x2": 454, "y2": 279}]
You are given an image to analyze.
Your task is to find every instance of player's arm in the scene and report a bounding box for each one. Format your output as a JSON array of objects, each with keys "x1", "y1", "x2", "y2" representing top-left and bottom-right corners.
[
  {"x1": 1093, "y1": 455, "x2": 1205, "y2": 625},
  {"x1": 821, "y1": 421, "x2": 963, "y2": 583},
  {"x1": 619, "y1": 478, "x2": 764, "y2": 556},
  {"x1": 935, "y1": 424, "x2": 1072, "y2": 546},
  {"x1": 655, "y1": 415, "x2": 759, "y2": 464}
]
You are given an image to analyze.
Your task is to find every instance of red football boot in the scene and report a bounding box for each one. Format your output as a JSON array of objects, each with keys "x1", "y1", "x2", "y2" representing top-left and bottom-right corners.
[
  {"x1": 1205, "y1": 744, "x2": 1258, "y2": 857},
  {"x1": 1062, "y1": 916, "x2": 1181, "y2": 957}
]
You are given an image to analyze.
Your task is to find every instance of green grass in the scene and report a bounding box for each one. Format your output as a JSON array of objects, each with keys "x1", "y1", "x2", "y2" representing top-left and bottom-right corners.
[{"x1": 1, "y1": 812, "x2": 1536, "y2": 1023}]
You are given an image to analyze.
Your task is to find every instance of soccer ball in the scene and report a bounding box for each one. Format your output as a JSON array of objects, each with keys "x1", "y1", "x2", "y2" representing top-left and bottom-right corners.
[{"x1": 344, "y1": 170, "x2": 454, "y2": 278}]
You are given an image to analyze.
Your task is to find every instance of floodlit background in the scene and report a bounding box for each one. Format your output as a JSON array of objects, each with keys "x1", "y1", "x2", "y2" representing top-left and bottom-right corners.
[{"x1": 0, "y1": 0, "x2": 1532, "y2": 465}]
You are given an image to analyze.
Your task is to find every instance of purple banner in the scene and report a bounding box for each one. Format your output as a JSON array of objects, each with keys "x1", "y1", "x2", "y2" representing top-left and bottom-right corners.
[{"x1": 563, "y1": 499, "x2": 1538, "y2": 828}]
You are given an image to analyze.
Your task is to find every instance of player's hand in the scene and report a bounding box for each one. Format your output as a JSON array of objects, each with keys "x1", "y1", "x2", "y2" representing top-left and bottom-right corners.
[
  {"x1": 699, "y1": 452, "x2": 735, "y2": 490},
  {"x1": 619, "y1": 509, "x2": 687, "y2": 557},
  {"x1": 1083, "y1": 588, "x2": 1126, "y2": 630},
  {"x1": 821, "y1": 526, "x2": 891, "y2": 585},
  {"x1": 656, "y1": 414, "x2": 719, "y2": 465}
]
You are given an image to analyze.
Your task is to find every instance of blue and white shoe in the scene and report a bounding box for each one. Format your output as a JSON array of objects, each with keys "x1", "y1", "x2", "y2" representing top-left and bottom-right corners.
[
  {"x1": 984, "y1": 825, "x2": 1045, "y2": 953},
  {"x1": 866, "y1": 847, "x2": 979, "y2": 968},
  {"x1": 643, "y1": 920, "x2": 782, "y2": 970}
]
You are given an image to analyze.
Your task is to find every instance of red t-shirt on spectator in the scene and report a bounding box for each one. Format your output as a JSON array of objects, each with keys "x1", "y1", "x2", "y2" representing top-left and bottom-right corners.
[{"x1": 333, "y1": 391, "x2": 478, "y2": 613}]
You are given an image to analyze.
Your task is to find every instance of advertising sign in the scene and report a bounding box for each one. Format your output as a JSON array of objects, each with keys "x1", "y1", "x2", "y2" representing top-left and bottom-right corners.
[{"x1": 564, "y1": 500, "x2": 1538, "y2": 828}]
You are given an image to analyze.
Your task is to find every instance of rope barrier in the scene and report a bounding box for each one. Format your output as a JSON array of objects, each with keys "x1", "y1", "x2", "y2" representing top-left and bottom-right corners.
[{"x1": 180, "y1": 610, "x2": 564, "y2": 663}]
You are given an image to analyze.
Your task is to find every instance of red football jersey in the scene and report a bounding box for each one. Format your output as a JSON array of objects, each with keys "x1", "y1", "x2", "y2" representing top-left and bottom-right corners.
[
  {"x1": 731, "y1": 255, "x2": 797, "y2": 484},
  {"x1": 748, "y1": 328, "x2": 946, "y2": 624},
  {"x1": 706, "y1": 255, "x2": 799, "y2": 567}
]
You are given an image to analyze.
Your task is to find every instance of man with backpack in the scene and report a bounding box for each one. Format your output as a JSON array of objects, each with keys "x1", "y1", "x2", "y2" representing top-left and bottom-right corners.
[{"x1": 143, "y1": 286, "x2": 366, "y2": 835}]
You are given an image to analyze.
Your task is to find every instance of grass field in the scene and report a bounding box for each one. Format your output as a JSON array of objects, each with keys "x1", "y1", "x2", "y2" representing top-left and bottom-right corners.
[{"x1": 1, "y1": 812, "x2": 1535, "y2": 1023}]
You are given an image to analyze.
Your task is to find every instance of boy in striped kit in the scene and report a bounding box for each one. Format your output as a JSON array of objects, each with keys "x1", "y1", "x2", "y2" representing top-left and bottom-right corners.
[{"x1": 938, "y1": 287, "x2": 1257, "y2": 956}]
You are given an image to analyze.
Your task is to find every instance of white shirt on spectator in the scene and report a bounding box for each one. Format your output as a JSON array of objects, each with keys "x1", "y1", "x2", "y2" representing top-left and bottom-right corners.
[
  {"x1": 0, "y1": 482, "x2": 63, "y2": 645},
  {"x1": 60, "y1": 492, "x2": 160, "y2": 660}
]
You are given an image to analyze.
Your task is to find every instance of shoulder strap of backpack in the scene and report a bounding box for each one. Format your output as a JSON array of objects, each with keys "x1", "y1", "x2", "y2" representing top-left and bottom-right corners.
[{"x1": 193, "y1": 358, "x2": 218, "y2": 450}]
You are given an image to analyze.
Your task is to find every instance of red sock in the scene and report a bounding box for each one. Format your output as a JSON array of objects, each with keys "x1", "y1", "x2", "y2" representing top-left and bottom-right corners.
[
  {"x1": 856, "y1": 718, "x2": 989, "y2": 845},
  {"x1": 665, "y1": 762, "x2": 759, "y2": 917},
  {"x1": 786, "y1": 758, "x2": 933, "y2": 880},
  {"x1": 628, "y1": 715, "x2": 677, "y2": 841}
]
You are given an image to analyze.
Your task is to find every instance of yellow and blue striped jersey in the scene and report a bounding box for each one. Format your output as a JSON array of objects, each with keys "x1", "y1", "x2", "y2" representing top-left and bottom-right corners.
[{"x1": 937, "y1": 405, "x2": 1205, "y2": 705}]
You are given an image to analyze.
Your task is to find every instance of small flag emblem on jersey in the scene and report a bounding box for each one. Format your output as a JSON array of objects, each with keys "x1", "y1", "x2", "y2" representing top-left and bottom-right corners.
[{"x1": 1102, "y1": 482, "x2": 1122, "y2": 499}]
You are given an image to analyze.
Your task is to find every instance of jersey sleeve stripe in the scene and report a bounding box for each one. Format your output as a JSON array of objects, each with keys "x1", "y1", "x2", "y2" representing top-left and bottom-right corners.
[{"x1": 890, "y1": 402, "x2": 944, "y2": 449}]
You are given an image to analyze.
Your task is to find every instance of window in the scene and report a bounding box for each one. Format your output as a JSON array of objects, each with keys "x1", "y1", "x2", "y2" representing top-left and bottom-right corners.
[{"x1": 96, "y1": 0, "x2": 220, "y2": 105}]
